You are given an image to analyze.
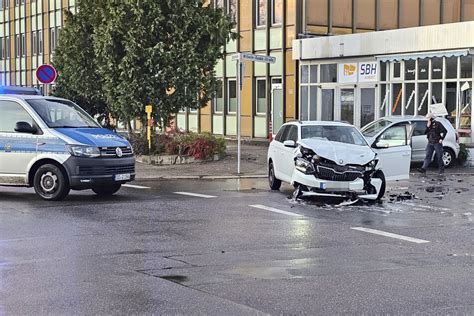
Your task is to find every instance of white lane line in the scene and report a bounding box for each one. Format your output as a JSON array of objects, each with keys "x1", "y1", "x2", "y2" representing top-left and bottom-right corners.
[
  {"x1": 351, "y1": 227, "x2": 430, "y2": 244},
  {"x1": 249, "y1": 204, "x2": 303, "y2": 218},
  {"x1": 174, "y1": 192, "x2": 217, "y2": 199},
  {"x1": 123, "y1": 184, "x2": 151, "y2": 189}
]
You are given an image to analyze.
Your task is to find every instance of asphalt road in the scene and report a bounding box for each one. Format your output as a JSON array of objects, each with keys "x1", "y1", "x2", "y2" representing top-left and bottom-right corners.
[{"x1": 1, "y1": 173, "x2": 473, "y2": 315}]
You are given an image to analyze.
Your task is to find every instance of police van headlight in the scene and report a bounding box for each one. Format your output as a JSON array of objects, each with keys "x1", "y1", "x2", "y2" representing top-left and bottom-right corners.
[{"x1": 66, "y1": 145, "x2": 100, "y2": 158}]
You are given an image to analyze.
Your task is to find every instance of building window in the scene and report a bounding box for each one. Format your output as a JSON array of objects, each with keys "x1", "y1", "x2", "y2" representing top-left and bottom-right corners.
[
  {"x1": 431, "y1": 57, "x2": 443, "y2": 80},
  {"x1": 5, "y1": 36, "x2": 10, "y2": 59},
  {"x1": 333, "y1": 0, "x2": 352, "y2": 29},
  {"x1": 256, "y1": 0, "x2": 266, "y2": 26},
  {"x1": 418, "y1": 59, "x2": 429, "y2": 80},
  {"x1": 460, "y1": 56, "x2": 473, "y2": 79},
  {"x1": 446, "y1": 57, "x2": 458, "y2": 79},
  {"x1": 272, "y1": 0, "x2": 283, "y2": 25},
  {"x1": 0, "y1": 37, "x2": 4, "y2": 60},
  {"x1": 256, "y1": 78, "x2": 266, "y2": 114},
  {"x1": 320, "y1": 64, "x2": 337, "y2": 83},
  {"x1": 404, "y1": 60, "x2": 416, "y2": 80},
  {"x1": 21, "y1": 34, "x2": 26, "y2": 57},
  {"x1": 38, "y1": 30, "x2": 43, "y2": 55},
  {"x1": 50, "y1": 28, "x2": 57, "y2": 52},
  {"x1": 214, "y1": 79, "x2": 224, "y2": 113},
  {"x1": 227, "y1": 0, "x2": 236, "y2": 24},
  {"x1": 215, "y1": 0, "x2": 224, "y2": 8},
  {"x1": 15, "y1": 35, "x2": 20, "y2": 57},
  {"x1": 32, "y1": 31, "x2": 37, "y2": 56},
  {"x1": 227, "y1": 79, "x2": 237, "y2": 113}
]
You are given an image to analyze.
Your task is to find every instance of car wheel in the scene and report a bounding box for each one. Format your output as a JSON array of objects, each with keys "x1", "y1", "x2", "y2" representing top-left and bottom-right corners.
[
  {"x1": 372, "y1": 170, "x2": 386, "y2": 201},
  {"x1": 33, "y1": 164, "x2": 70, "y2": 201},
  {"x1": 92, "y1": 184, "x2": 122, "y2": 196},
  {"x1": 268, "y1": 162, "x2": 282, "y2": 190},
  {"x1": 442, "y1": 148, "x2": 455, "y2": 168}
]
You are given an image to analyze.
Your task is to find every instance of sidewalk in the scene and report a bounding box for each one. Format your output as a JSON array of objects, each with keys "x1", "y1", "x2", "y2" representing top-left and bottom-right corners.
[
  {"x1": 135, "y1": 142, "x2": 269, "y2": 180},
  {"x1": 135, "y1": 142, "x2": 474, "y2": 180}
]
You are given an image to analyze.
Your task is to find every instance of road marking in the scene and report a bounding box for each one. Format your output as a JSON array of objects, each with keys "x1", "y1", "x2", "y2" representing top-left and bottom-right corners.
[
  {"x1": 123, "y1": 184, "x2": 151, "y2": 189},
  {"x1": 249, "y1": 204, "x2": 303, "y2": 217},
  {"x1": 174, "y1": 192, "x2": 217, "y2": 199},
  {"x1": 351, "y1": 227, "x2": 430, "y2": 244}
]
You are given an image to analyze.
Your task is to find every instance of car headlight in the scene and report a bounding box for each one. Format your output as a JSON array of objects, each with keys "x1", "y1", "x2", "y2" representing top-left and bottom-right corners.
[
  {"x1": 295, "y1": 158, "x2": 316, "y2": 175},
  {"x1": 366, "y1": 159, "x2": 379, "y2": 170},
  {"x1": 66, "y1": 145, "x2": 100, "y2": 158}
]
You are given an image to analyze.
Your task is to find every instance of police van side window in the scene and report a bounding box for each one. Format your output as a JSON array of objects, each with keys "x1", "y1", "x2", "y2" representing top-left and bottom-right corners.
[{"x1": 0, "y1": 101, "x2": 35, "y2": 133}]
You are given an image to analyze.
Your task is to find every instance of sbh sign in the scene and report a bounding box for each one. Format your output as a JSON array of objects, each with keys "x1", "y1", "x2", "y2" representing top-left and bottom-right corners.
[{"x1": 338, "y1": 62, "x2": 378, "y2": 83}]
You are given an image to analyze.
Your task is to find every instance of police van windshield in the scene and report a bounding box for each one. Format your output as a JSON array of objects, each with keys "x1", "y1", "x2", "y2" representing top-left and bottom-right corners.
[{"x1": 26, "y1": 99, "x2": 100, "y2": 128}]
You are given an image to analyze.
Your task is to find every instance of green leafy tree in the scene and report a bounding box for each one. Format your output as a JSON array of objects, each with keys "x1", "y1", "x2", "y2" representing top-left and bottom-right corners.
[
  {"x1": 54, "y1": 0, "x2": 235, "y2": 132},
  {"x1": 52, "y1": 0, "x2": 111, "y2": 126}
]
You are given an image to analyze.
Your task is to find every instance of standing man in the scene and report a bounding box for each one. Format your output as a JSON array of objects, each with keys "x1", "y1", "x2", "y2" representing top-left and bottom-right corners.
[{"x1": 418, "y1": 114, "x2": 448, "y2": 175}]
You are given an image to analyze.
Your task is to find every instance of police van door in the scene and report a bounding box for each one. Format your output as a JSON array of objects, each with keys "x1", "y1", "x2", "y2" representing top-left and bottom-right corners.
[{"x1": 0, "y1": 100, "x2": 39, "y2": 184}]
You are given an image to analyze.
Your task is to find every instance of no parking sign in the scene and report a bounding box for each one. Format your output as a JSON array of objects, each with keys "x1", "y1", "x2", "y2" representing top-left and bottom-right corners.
[{"x1": 36, "y1": 64, "x2": 57, "y2": 84}]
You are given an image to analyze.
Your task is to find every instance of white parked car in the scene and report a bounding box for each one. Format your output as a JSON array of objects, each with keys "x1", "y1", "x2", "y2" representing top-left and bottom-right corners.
[
  {"x1": 268, "y1": 121, "x2": 412, "y2": 201},
  {"x1": 361, "y1": 116, "x2": 460, "y2": 167}
]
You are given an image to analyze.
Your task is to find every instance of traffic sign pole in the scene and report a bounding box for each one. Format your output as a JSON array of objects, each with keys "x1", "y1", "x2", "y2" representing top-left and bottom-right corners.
[
  {"x1": 236, "y1": 56, "x2": 242, "y2": 175},
  {"x1": 233, "y1": 53, "x2": 275, "y2": 175}
]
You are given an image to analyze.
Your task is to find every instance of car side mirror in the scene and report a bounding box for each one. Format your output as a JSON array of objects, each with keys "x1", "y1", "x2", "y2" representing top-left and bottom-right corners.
[
  {"x1": 14, "y1": 121, "x2": 37, "y2": 134},
  {"x1": 372, "y1": 140, "x2": 390, "y2": 149},
  {"x1": 283, "y1": 140, "x2": 297, "y2": 148}
]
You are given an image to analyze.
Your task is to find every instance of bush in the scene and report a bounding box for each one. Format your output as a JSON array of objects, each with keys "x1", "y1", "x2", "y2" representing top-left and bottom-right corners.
[{"x1": 128, "y1": 132, "x2": 226, "y2": 160}]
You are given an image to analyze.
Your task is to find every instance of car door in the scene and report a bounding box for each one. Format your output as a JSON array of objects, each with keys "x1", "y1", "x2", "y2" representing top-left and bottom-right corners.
[
  {"x1": 280, "y1": 125, "x2": 299, "y2": 180},
  {"x1": 410, "y1": 120, "x2": 428, "y2": 162},
  {"x1": 0, "y1": 100, "x2": 39, "y2": 184},
  {"x1": 372, "y1": 124, "x2": 412, "y2": 181},
  {"x1": 270, "y1": 125, "x2": 290, "y2": 181}
]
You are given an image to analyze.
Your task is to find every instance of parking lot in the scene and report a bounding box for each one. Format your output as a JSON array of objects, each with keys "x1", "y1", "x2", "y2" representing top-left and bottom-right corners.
[{"x1": 1, "y1": 173, "x2": 473, "y2": 314}]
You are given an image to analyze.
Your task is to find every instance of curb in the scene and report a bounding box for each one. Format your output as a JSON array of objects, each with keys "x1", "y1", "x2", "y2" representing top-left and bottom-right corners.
[{"x1": 135, "y1": 174, "x2": 267, "y2": 181}]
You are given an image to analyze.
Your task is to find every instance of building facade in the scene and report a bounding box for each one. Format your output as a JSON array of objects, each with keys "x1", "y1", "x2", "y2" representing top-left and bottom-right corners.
[
  {"x1": 0, "y1": 0, "x2": 76, "y2": 94},
  {"x1": 177, "y1": 0, "x2": 474, "y2": 143}
]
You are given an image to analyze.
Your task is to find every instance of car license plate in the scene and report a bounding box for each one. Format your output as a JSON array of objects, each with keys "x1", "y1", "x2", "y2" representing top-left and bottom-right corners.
[{"x1": 115, "y1": 174, "x2": 131, "y2": 181}]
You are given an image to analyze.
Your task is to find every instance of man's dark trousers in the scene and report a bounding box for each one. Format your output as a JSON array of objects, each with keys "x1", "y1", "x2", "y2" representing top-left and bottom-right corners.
[{"x1": 422, "y1": 142, "x2": 444, "y2": 173}]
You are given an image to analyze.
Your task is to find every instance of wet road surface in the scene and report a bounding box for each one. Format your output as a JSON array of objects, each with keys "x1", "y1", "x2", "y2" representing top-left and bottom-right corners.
[{"x1": 0, "y1": 173, "x2": 473, "y2": 314}]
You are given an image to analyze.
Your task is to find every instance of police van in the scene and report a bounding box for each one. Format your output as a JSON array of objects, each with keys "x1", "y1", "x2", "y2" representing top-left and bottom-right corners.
[{"x1": 0, "y1": 95, "x2": 135, "y2": 200}]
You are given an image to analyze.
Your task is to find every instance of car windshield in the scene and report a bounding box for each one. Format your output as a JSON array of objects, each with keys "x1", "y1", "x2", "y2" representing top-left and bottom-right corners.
[
  {"x1": 301, "y1": 125, "x2": 368, "y2": 146},
  {"x1": 26, "y1": 99, "x2": 100, "y2": 128},
  {"x1": 361, "y1": 119, "x2": 392, "y2": 137}
]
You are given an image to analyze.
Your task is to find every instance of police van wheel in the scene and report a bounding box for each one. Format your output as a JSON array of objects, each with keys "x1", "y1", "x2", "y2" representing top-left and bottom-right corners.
[
  {"x1": 34, "y1": 164, "x2": 70, "y2": 201},
  {"x1": 92, "y1": 184, "x2": 121, "y2": 196}
]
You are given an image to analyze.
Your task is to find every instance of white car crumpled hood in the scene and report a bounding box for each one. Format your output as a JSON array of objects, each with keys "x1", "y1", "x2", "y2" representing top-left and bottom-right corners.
[{"x1": 298, "y1": 138, "x2": 376, "y2": 166}]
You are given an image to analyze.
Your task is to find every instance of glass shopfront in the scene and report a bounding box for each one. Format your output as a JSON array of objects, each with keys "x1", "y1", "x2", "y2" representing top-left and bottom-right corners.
[{"x1": 300, "y1": 52, "x2": 473, "y2": 142}]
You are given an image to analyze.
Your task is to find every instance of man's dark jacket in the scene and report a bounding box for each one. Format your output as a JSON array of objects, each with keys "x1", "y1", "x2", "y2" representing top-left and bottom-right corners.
[{"x1": 425, "y1": 119, "x2": 447, "y2": 144}]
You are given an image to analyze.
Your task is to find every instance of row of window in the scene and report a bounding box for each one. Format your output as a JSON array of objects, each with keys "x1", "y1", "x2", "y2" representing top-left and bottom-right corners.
[
  {"x1": 213, "y1": 77, "x2": 281, "y2": 114},
  {"x1": 256, "y1": 0, "x2": 283, "y2": 26},
  {"x1": 0, "y1": 0, "x2": 27, "y2": 9},
  {"x1": 0, "y1": 27, "x2": 58, "y2": 59},
  {"x1": 300, "y1": 56, "x2": 473, "y2": 85},
  {"x1": 306, "y1": 0, "x2": 474, "y2": 33},
  {"x1": 215, "y1": 0, "x2": 283, "y2": 27}
]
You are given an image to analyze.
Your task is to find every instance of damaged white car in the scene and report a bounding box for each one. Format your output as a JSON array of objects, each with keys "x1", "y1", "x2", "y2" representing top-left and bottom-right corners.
[{"x1": 268, "y1": 121, "x2": 412, "y2": 201}]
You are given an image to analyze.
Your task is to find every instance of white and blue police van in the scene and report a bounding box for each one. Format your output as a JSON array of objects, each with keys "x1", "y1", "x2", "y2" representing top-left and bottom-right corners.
[{"x1": 0, "y1": 95, "x2": 135, "y2": 200}]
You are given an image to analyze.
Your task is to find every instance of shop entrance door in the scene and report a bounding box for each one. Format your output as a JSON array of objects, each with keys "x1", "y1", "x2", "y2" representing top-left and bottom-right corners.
[
  {"x1": 271, "y1": 83, "x2": 284, "y2": 135},
  {"x1": 320, "y1": 88, "x2": 335, "y2": 121},
  {"x1": 339, "y1": 88, "x2": 355, "y2": 125},
  {"x1": 359, "y1": 87, "x2": 376, "y2": 128}
]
